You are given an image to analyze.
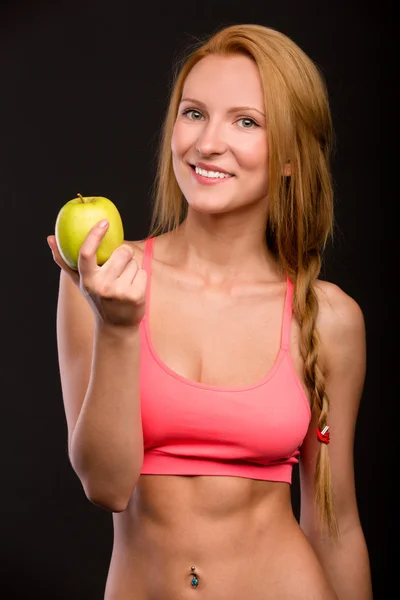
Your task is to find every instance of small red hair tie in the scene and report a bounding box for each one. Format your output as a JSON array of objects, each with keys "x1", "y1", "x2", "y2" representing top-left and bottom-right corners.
[{"x1": 316, "y1": 425, "x2": 330, "y2": 444}]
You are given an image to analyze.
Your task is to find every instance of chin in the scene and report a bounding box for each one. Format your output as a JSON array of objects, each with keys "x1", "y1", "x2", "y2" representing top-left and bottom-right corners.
[{"x1": 186, "y1": 198, "x2": 235, "y2": 215}]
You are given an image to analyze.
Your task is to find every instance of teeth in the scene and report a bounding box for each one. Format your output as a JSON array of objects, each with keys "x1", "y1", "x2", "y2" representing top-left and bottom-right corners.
[{"x1": 195, "y1": 166, "x2": 231, "y2": 179}]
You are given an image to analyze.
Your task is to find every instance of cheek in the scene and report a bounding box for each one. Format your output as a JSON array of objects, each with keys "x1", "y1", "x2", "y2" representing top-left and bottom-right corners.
[
  {"x1": 171, "y1": 124, "x2": 189, "y2": 184},
  {"x1": 171, "y1": 121, "x2": 193, "y2": 157},
  {"x1": 238, "y1": 136, "x2": 268, "y2": 172},
  {"x1": 170, "y1": 123, "x2": 179, "y2": 156}
]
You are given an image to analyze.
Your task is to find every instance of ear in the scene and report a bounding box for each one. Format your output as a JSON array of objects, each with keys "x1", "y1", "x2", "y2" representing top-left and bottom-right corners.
[{"x1": 283, "y1": 161, "x2": 291, "y2": 177}]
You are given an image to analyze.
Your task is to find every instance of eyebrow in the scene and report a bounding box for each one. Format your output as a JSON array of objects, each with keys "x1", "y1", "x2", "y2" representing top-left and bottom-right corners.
[{"x1": 180, "y1": 97, "x2": 265, "y2": 118}]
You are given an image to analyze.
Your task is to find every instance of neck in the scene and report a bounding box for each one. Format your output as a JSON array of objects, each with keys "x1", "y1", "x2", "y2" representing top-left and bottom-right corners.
[{"x1": 169, "y1": 208, "x2": 282, "y2": 284}]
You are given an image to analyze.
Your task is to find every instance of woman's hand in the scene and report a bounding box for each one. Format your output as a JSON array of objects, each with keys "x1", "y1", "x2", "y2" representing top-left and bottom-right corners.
[{"x1": 47, "y1": 220, "x2": 147, "y2": 330}]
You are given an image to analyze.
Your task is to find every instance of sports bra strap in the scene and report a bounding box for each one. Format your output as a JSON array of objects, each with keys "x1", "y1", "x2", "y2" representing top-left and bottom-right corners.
[
  {"x1": 142, "y1": 236, "x2": 154, "y2": 274},
  {"x1": 142, "y1": 237, "x2": 155, "y2": 314},
  {"x1": 281, "y1": 275, "x2": 294, "y2": 351}
]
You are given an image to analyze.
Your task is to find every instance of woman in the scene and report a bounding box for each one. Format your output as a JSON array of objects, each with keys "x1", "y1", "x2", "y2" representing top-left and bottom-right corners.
[{"x1": 47, "y1": 23, "x2": 373, "y2": 600}]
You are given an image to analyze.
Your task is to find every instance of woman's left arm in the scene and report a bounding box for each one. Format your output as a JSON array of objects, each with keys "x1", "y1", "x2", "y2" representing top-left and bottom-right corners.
[{"x1": 299, "y1": 281, "x2": 373, "y2": 600}]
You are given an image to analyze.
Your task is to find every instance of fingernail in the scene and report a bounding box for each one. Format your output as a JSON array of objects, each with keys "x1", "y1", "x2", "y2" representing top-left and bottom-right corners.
[{"x1": 99, "y1": 219, "x2": 108, "y2": 228}]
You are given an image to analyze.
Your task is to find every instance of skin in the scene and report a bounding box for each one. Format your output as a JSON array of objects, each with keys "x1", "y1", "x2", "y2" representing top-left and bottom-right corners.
[{"x1": 47, "y1": 54, "x2": 372, "y2": 599}]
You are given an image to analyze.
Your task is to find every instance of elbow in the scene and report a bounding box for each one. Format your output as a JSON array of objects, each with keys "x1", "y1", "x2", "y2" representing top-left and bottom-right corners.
[
  {"x1": 70, "y1": 459, "x2": 139, "y2": 513},
  {"x1": 84, "y1": 481, "x2": 136, "y2": 513},
  {"x1": 68, "y1": 440, "x2": 143, "y2": 513},
  {"x1": 87, "y1": 491, "x2": 131, "y2": 513}
]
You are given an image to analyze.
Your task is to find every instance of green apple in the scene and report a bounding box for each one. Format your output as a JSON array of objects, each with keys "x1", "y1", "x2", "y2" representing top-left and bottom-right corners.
[{"x1": 55, "y1": 194, "x2": 124, "y2": 270}]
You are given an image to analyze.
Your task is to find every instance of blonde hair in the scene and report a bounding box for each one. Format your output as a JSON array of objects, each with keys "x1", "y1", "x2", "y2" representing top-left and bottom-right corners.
[{"x1": 149, "y1": 23, "x2": 337, "y2": 539}]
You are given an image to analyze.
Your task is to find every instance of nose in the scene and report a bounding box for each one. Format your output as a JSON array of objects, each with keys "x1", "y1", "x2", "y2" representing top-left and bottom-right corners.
[{"x1": 195, "y1": 121, "x2": 227, "y2": 157}]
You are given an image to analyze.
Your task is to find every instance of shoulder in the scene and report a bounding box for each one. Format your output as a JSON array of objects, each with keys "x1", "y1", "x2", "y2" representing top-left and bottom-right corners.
[
  {"x1": 314, "y1": 279, "x2": 365, "y2": 334},
  {"x1": 313, "y1": 280, "x2": 366, "y2": 376},
  {"x1": 125, "y1": 232, "x2": 173, "y2": 270}
]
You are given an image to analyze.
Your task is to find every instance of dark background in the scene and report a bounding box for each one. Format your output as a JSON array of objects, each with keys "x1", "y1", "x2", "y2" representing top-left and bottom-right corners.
[{"x1": 0, "y1": 0, "x2": 395, "y2": 598}]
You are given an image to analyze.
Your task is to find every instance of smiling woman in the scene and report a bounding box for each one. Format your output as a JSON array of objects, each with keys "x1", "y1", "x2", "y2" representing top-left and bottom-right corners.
[{"x1": 48, "y1": 22, "x2": 372, "y2": 600}]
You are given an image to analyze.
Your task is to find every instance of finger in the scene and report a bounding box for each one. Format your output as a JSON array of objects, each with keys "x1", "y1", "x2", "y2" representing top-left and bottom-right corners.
[
  {"x1": 47, "y1": 235, "x2": 80, "y2": 283},
  {"x1": 115, "y1": 255, "x2": 139, "y2": 286},
  {"x1": 127, "y1": 268, "x2": 148, "y2": 302},
  {"x1": 100, "y1": 244, "x2": 135, "y2": 281},
  {"x1": 78, "y1": 219, "x2": 109, "y2": 277}
]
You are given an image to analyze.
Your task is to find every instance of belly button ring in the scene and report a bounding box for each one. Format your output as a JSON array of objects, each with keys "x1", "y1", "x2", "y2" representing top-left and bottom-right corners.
[{"x1": 191, "y1": 566, "x2": 199, "y2": 588}]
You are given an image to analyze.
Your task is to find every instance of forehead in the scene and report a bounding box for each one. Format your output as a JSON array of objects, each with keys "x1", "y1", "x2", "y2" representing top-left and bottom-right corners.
[{"x1": 181, "y1": 54, "x2": 264, "y2": 109}]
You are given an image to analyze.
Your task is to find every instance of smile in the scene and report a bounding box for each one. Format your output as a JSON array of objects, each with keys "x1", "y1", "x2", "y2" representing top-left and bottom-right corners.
[{"x1": 190, "y1": 165, "x2": 234, "y2": 185}]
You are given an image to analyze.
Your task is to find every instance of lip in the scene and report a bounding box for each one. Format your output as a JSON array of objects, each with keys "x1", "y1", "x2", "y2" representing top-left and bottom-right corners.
[
  {"x1": 189, "y1": 163, "x2": 234, "y2": 186},
  {"x1": 192, "y1": 162, "x2": 234, "y2": 176}
]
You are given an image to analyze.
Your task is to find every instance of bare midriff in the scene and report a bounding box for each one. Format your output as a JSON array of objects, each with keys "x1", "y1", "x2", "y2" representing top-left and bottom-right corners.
[{"x1": 104, "y1": 475, "x2": 337, "y2": 600}]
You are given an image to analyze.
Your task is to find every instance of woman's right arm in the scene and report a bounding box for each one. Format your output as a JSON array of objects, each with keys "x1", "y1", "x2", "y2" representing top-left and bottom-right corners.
[{"x1": 49, "y1": 221, "x2": 147, "y2": 512}]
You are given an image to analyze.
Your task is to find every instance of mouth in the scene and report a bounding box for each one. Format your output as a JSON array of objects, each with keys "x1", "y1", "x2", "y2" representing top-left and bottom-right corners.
[
  {"x1": 189, "y1": 164, "x2": 235, "y2": 186},
  {"x1": 189, "y1": 164, "x2": 234, "y2": 178}
]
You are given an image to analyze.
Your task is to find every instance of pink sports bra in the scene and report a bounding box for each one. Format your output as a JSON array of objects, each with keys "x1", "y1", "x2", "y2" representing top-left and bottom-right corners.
[{"x1": 139, "y1": 237, "x2": 311, "y2": 483}]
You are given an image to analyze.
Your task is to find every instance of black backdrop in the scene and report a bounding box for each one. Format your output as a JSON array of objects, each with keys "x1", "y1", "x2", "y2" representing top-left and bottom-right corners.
[{"x1": 0, "y1": 1, "x2": 395, "y2": 598}]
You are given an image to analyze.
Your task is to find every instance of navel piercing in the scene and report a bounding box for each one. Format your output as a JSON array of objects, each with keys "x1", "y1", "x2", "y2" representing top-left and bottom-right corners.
[
  {"x1": 191, "y1": 566, "x2": 199, "y2": 588},
  {"x1": 316, "y1": 425, "x2": 330, "y2": 444}
]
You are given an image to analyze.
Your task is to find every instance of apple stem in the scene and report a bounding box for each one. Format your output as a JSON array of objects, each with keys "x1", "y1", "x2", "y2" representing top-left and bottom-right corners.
[{"x1": 77, "y1": 193, "x2": 89, "y2": 204}]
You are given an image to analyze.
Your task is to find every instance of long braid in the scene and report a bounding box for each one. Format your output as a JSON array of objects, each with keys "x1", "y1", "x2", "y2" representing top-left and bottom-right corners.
[{"x1": 293, "y1": 256, "x2": 339, "y2": 539}]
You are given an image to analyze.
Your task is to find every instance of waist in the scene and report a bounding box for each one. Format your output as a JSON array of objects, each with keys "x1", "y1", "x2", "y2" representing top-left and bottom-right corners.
[
  {"x1": 123, "y1": 473, "x2": 293, "y2": 529},
  {"x1": 127, "y1": 483, "x2": 295, "y2": 554},
  {"x1": 106, "y1": 476, "x2": 337, "y2": 600}
]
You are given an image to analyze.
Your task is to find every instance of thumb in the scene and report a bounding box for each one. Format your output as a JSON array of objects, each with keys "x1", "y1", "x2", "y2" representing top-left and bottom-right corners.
[{"x1": 47, "y1": 235, "x2": 80, "y2": 284}]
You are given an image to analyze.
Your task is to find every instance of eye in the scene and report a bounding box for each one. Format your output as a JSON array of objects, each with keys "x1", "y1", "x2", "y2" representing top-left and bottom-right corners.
[
  {"x1": 181, "y1": 109, "x2": 204, "y2": 121},
  {"x1": 237, "y1": 117, "x2": 259, "y2": 129}
]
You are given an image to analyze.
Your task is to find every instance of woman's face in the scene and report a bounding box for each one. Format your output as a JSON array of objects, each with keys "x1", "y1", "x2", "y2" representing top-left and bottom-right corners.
[{"x1": 171, "y1": 53, "x2": 269, "y2": 215}]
